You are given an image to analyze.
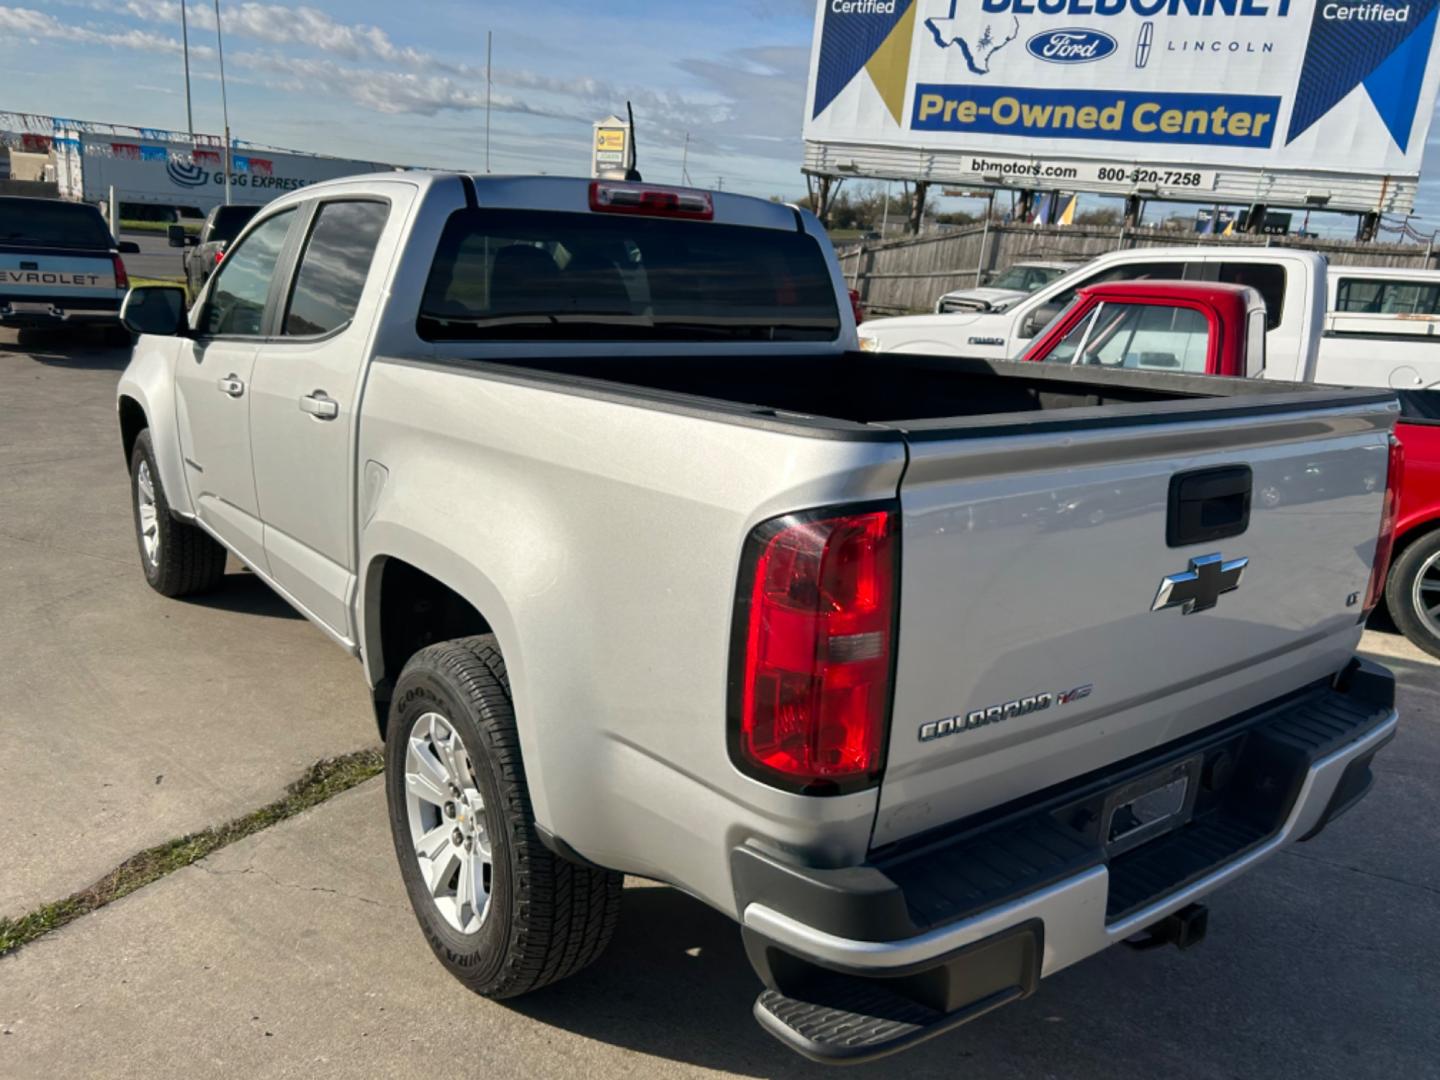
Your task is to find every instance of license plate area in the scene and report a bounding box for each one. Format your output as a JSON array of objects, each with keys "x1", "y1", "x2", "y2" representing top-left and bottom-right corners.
[
  {"x1": 1100, "y1": 755, "x2": 1202, "y2": 858},
  {"x1": 7, "y1": 301, "x2": 53, "y2": 314}
]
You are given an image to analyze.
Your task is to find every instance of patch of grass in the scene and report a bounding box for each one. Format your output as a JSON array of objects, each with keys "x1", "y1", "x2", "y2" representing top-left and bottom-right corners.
[{"x1": 0, "y1": 748, "x2": 384, "y2": 958}]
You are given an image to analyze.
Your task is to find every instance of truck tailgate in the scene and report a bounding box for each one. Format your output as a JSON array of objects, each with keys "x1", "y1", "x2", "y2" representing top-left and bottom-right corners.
[
  {"x1": 875, "y1": 398, "x2": 1395, "y2": 847},
  {"x1": 0, "y1": 249, "x2": 118, "y2": 303}
]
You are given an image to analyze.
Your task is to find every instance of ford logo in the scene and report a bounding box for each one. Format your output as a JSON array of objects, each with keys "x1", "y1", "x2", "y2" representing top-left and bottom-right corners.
[{"x1": 1026, "y1": 28, "x2": 1117, "y2": 64}]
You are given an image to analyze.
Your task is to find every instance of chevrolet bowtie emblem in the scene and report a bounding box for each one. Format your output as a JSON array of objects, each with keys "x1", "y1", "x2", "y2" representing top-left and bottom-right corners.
[{"x1": 1152, "y1": 553, "x2": 1248, "y2": 615}]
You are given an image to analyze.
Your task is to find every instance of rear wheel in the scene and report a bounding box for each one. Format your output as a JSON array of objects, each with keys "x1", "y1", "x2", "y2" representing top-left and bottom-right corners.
[
  {"x1": 129, "y1": 429, "x2": 228, "y2": 597},
  {"x1": 1386, "y1": 530, "x2": 1440, "y2": 659},
  {"x1": 385, "y1": 635, "x2": 623, "y2": 998}
]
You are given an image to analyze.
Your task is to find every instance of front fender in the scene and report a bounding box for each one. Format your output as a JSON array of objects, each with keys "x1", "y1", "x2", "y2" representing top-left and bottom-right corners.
[{"x1": 116, "y1": 336, "x2": 192, "y2": 518}]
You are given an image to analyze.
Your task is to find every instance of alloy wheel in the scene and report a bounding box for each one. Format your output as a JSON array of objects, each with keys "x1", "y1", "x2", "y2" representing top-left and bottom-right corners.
[{"x1": 404, "y1": 712, "x2": 493, "y2": 933}]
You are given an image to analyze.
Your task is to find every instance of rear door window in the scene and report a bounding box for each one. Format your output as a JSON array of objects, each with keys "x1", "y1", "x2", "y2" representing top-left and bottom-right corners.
[
  {"x1": 418, "y1": 208, "x2": 840, "y2": 343},
  {"x1": 1217, "y1": 262, "x2": 1287, "y2": 330},
  {"x1": 282, "y1": 200, "x2": 389, "y2": 337}
]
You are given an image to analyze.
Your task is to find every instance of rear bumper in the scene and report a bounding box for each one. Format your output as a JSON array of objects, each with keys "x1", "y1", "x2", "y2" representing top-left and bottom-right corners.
[
  {"x1": 736, "y1": 658, "x2": 1396, "y2": 1061},
  {"x1": 0, "y1": 295, "x2": 121, "y2": 327}
]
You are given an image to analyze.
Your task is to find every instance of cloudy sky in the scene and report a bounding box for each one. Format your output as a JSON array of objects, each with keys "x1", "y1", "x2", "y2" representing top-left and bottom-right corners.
[
  {"x1": 1, "y1": 0, "x2": 1437, "y2": 236},
  {"x1": 0, "y1": 0, "x2": 821, "y2": 200}
]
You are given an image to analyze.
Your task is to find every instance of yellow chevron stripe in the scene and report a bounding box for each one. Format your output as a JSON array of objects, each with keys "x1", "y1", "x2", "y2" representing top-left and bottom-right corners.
[{"x1": 865, "y1": 1, "x2": 917, "y2": 126}]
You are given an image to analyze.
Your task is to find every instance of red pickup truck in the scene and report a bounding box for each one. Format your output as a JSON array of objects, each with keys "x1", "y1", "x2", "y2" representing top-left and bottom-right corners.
[{"x1": 1025, "y1": 280, "x2": 1439, "y2": 658}]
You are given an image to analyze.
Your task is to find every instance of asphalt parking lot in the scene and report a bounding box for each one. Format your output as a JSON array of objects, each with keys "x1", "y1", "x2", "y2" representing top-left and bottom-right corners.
[
  {"x1": 1, "y1": 329, "x2": 1437, "y2": 1079},
  {"x1": 118, "y1": 228, "x2": 185, "y2": 281}
]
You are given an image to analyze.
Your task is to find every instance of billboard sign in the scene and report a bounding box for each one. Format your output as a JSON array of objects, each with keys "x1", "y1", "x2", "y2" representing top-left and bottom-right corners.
[
  {"x1": 803, "y1": 0, "x2": 1440, "y2": 210},
  {"x1": 54, "y1": 132, "x2": 398, "y2": 213}
]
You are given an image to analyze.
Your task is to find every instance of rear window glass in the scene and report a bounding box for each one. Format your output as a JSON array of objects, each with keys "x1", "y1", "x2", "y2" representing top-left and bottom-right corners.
[
  {"x1": 1218, "y1": 262, "x2": 1286, "y2": 330},
  {"x1": 209, "y1": 205, "x2": 261, "y2": 244},
  {"x1": 418, "y1": 209, "x2": 841, "y2": 343},
  {"x1": 0, "y1": 200, "x2": 111, "y2": 249}
]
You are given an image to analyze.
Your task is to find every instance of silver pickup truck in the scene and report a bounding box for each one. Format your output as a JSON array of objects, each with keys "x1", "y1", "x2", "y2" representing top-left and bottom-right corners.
[{"x1": 116, "y1": 173, "x2": 1401, "y2": 1064}]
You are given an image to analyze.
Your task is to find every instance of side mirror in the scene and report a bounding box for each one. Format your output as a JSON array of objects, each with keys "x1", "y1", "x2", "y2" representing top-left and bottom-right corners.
[
  {"x1": 118, "y1": 239, "x2": 142, "y2": 255},
  {"x1": 166, "y1": 224, "x2": 187, "y2": 248},
  {"x1": 121, "y1": 286, "x2": 189, "y2": 337}
]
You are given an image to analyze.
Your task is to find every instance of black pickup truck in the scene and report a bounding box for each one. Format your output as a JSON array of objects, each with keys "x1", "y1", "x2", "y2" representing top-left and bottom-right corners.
[{"x1": 0, "y1": 196, "x2": 139, "y2": 342}]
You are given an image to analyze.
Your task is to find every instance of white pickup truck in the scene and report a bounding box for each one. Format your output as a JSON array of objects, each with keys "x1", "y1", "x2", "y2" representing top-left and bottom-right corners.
[
  {"x1": 116, "y1": 173, "x2": 1400, "y2": 1064},
  {"x1": 861, "y1": 246, "x2": 1440, "y2": 392},
  {"x1": 1322, "y1": 264, "x2": 1440, "y2": 391}
]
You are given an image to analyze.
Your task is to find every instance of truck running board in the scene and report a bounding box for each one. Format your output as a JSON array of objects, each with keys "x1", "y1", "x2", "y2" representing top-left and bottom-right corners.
[{"x1": 753, "y1": 975, "x2": 1022, "y2": 1065}]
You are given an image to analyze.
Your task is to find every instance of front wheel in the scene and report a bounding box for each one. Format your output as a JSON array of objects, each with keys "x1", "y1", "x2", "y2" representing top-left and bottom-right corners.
[
  {"x1": 1385, "y1": 530, "x2": 1440, "y2": 659},
  {"x1": 129, "y1": 429, "x2": 228, "y2": 597},
  {"x1": 385, "y1": 635, "x2": 623, "y2": 998}
]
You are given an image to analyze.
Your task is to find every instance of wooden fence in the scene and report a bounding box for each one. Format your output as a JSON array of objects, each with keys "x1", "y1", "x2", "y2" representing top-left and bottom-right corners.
[{"x1": 835, "y1": 224, "x2": 1439, "y2": 314}]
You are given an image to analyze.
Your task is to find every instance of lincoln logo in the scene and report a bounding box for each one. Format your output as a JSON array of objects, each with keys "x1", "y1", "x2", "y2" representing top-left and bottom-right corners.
[{"x1": 1152, "y1": 553, "x2": 1248, "y2": 615}]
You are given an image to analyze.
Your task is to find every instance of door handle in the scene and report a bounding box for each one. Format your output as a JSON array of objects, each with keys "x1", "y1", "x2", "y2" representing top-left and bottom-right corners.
[
  {"x1": 216, "y1": 374, "x2": 245, "y2": 397},
  {"x1": 299, "y1": 390, "x2": 339, "y2": 420}
]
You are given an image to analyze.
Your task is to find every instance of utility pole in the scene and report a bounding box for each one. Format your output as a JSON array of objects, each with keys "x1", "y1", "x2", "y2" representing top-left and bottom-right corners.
[
  {"x1": 717, "y1": 176, "x2": 723, "y2": 192},
  {"x1": 680, "y1": 132, "x2": 691, "y2": 185},
  {"x1": 485, "y1": 30, "x2": 493, "y2": 173},
  {"x1": 214, "y1": 0, "x2": 232, "y2": 205},
  {"x1": 180, "y1": 0, "x2": 194, "y2": 140}
]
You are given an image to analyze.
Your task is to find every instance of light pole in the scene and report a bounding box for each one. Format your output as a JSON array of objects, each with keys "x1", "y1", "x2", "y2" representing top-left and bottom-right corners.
[
  {"x1": 180, "y1": 0, "x2": 194, "y2": 139},
  {"x1": 214, "y1": 0, "x2": 232, "y2": 205},
  {"x1": 485, "y1": 30, "x2": 492, "y2": 174}
]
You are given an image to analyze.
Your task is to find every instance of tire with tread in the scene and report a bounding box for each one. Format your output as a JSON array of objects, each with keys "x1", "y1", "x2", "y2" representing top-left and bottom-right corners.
[
  {"x1": 385, "y1": 635, "x2": 623, "y2": 998},
  {"x1": 1386, "y1": 530, "x2": 1440, "y2": 659},
  {"x1": 129, "y1": 428, "x2": 228, "y2": 597}
]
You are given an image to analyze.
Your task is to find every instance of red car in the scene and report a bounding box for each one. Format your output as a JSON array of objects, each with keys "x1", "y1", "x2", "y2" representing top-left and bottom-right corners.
[
  {"x1": 1025, "y1": 280, "x2": 1440, "y2": 656},
  {"x1": 1386, "y1": 396, "x2": 1440, "y2": 656}
]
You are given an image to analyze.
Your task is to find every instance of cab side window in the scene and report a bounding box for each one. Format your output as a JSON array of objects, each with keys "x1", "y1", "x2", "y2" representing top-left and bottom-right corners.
[
  {"x1": 282, "y1": 200, "x2": 390, "y2": 337},
  {"x1": 200, "y1": 209, "x2": 296, "y2": 337}
]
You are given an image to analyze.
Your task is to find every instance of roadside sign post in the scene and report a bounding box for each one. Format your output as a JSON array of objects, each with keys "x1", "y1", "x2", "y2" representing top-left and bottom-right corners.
[{"x1": 591, "y1": 116, "x2": 634, "y2": 180}]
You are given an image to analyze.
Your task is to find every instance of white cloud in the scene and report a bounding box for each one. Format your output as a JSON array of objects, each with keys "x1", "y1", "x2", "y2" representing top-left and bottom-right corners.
[{"x1": 0, "y1": 5, "x2": 209, "y2": 55}]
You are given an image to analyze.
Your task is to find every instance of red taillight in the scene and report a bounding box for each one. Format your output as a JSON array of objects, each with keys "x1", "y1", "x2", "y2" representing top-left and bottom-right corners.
[
  {"x1": 730, "y1": 506, "x2": 897, "y2": 794},
  {"x1": 589, "y1": 180, "x2": 714, "y2": 220},
  {"x1": 1364, "y1": 433, "x2": 1404, "y2": 614},
  {"x1": 214, "y1": 248, "x2": 226, "y2": 265},
  {"x1": 848, "y1": 288, "x2": 865, "y2": 326},
  {"x1": 112, "y1": 255, "x2": 129, "y2": 290}
]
